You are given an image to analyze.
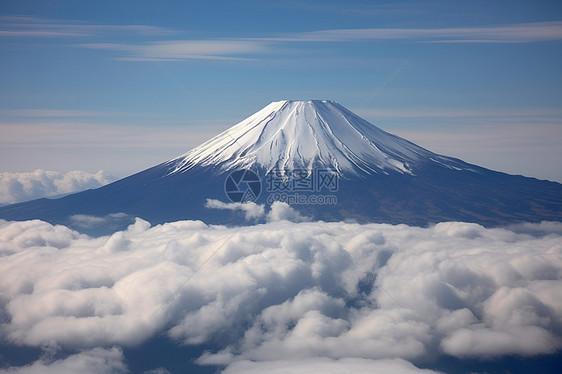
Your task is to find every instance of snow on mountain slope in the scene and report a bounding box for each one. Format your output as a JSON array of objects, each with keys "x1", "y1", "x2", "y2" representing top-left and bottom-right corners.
[{"x1": 168, "y1": 100, "x2": 471, "y2": 177}]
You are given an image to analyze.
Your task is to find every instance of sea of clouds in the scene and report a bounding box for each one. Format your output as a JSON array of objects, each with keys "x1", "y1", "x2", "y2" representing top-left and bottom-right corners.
[
  {"x1": 0, "y1": 170, "x2": 114, "y2": 205},
  {"x1": 0, "y1": 204, "x2": 561, "y2": 373}
]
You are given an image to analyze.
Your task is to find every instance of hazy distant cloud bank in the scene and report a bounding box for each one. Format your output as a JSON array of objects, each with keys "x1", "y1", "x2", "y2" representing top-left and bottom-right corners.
[
  {"x1": 0, "y1": 169, "x2": 114, "y2": 205},
  {"x1": 0, "y1": 218, "x2": 560, "y2": 373}
]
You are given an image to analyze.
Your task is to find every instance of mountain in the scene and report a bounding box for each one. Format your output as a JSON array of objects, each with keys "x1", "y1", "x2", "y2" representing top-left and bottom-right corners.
[
  {"x1": 1, "y1": 100, "x2": 561, "y2": 234},
  {"x1": 170, "y1": 100, "x2": 468, "y2": 176}
]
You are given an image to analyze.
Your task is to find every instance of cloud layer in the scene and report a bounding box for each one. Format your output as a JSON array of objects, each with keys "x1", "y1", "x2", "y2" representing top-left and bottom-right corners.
[
  {"x1": 0, "y1": 170, "x2": 113, "y2": 205},
  {"x1": 0, "y1": 347, "x2": 127, "y2": 374},
  {"x1": 0, "y1": 218, "x2": 561, "y2": 373}
]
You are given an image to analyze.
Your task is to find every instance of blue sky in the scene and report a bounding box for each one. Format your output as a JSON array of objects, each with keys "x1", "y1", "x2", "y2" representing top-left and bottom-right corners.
[{"x1": 1, "y1": 0, "x2": 561, "y2": 181}]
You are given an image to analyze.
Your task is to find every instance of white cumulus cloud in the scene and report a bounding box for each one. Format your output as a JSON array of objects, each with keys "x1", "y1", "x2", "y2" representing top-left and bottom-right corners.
[
  {"x1": 205, "y1": 199, "x2": 265, "y2": 220},
  {"x1": 0, "y1": 218, "x2": 560, "y2": 373},
  {"x1": 266, "y1": 201, "x2": 310, "y2": 223},
  {"x1": 0, "y1": 169, "x2": 114, "y2": 205}
]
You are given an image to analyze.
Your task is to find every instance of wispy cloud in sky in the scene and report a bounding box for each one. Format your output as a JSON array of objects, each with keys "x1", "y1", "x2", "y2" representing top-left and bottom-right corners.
[
  {"x1": 0, "y1": 15, "x2": 173, "y2": 38},
  {"x1": 80, "y1": 40, "x2": 266, "y2": 61},
  {"x1": 348, "y1": 105, "x2": 562, "y2": 165},
  {"x1": 0, "y1": 120, "x2": 220, "y2": 150},
  {"x1": 3, "y1": 109, "x2": 104, "y2": 118},
  {"x1": 396, "y1": 123, "x2": 562, "y2": 152},
  {"x1": 0, "y1": 115, "x2": 224, "y2": 175},
  {"x1": 5, "y1": 16, "x2": 560, "y2": 62},
  {"x1": 280, "y1": 21, "x2": 562, "y2": 43},
  {"x1": 356, "y1": 106, "x2": 562, "y2": 120},
  {"x1": 74, "y1": 21, "x2": 562, "y2": 61}
]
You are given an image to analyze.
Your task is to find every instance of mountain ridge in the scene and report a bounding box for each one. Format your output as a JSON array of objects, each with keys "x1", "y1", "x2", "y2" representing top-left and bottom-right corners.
[{"x1": 0, "y1": 100, "x2": 561, "y2": 234}]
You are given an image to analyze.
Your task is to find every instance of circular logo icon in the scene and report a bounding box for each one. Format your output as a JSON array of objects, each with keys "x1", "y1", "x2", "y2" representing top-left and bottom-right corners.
[{"x1": 225, "y1": 169, "x2": 261, "y2": 203}]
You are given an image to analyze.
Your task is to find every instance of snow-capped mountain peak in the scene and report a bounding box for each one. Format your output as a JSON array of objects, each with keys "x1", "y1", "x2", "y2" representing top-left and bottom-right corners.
[
  {"x1": 168, "y1": 100, "x2": 463, "y2": 176},
  {"x1": 2, "y1": 100, "x2": 561, "y2": 229}
]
